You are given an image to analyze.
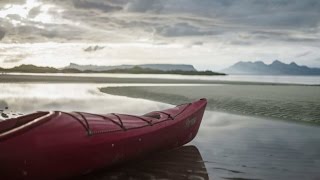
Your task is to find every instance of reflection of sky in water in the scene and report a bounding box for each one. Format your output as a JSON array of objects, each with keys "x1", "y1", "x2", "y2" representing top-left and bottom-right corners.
[
  {"x1": 193, "y1": 112, "x2": 320, "y2": 180},
  {"x1": 0, "y1": 83, "x2": 171, "y2": 117},
  {"x1": 1, "y1": 83, "x2": 320, "y2": 179}
]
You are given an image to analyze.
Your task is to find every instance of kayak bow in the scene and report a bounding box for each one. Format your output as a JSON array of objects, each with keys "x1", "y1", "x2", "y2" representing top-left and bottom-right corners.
[{"x1": 0, "y1": 98, "x2": 207, "y2": 179}]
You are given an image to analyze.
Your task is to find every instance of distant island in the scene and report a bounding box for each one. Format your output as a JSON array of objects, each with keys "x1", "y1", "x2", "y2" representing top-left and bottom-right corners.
[
  {"x1": 223, "y1": 60, "x2": 320, "y2": 75},
  {"x1": 0, "y1": 64, "x2": 226, "y2": 76},
  {"x1": 65, "y1": 63, "x2": 198, "y2": 72}
]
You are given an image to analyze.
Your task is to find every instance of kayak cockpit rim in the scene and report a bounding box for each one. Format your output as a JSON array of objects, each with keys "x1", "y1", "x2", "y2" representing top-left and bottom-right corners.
[{"x1": 0, "y1": 111, "x2": 56, "y2": 140}]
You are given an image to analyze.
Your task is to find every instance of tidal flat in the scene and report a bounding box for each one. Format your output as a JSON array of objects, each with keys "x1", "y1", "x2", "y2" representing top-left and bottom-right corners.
[{"x1": 100, "y1": 85, "x2": 320, "y2": 124}]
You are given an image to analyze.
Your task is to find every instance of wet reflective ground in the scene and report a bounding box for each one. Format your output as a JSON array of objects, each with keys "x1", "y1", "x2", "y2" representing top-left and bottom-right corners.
[
  {"x1": 76, "y1": 145, "x2": 208, "y2": 180},
  {"x1": 194, "y1": 112, "x2": 320, "y2": 180},
  {"x1": 1, "y1": 83, "x2": 320, "y2": 180}
]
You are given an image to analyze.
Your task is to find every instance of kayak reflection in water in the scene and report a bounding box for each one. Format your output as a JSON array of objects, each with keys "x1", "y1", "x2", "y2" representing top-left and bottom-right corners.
[{"x1": 77, "y1": 145, "x2": 209, "y2": 180}]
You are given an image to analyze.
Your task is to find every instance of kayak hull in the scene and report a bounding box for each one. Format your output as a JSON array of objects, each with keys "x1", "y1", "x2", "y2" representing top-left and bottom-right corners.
[{"x1": 0, "y1": 99, "x2": 207, "y2": 179}]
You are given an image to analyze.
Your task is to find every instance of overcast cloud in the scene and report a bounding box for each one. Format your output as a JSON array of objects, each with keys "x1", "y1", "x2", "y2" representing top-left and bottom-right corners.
[{"x1": 0, "y1": 0, "x2": 319, "y2": 69}]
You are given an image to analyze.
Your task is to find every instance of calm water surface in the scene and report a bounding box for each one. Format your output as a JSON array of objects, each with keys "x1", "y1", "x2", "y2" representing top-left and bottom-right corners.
[
  {"x1": 1, "y1": 83, "x2": 320, "y2": 180},
  {"x1": 7, "y1": 73, "x2": 320, "y2": 85}
]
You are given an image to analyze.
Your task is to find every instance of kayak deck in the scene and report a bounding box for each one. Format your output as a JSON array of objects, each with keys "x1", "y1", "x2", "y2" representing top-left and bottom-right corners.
[
  {"x1": 0, "y1": 103, "x2": 192, "y2": 138},
  {"x1": 62, "y1": 103, "x2": 192, "y2": 136}
]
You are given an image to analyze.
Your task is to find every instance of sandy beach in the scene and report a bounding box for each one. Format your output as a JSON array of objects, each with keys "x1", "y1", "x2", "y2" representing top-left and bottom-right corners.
[{"x1": 100, "y1": 85, "x2": 320, "y2": 124}]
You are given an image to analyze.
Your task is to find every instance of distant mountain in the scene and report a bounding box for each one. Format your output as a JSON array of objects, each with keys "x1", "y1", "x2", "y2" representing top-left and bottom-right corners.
[
  {"x1": 223, "y1": 60, "x2": 320, "y2": 75},
  {"x1": 139, "y1": 64, "x2": 197, "y2": 71},
  {"x1": 65, "y1": 63, "x2": 197, "y2": 72},
  {"x1": 7, "y1": 64, "x2": 59, "y2": 73}
]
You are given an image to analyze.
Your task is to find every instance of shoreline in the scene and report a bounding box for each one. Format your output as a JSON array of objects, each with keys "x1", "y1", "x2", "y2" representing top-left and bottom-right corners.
[
  {"x1": 100, "y1": 85, "x2": 320, "y2": 125},
  {"x1": 0, "y1": 74, "x2": 318, "y2": 86}
]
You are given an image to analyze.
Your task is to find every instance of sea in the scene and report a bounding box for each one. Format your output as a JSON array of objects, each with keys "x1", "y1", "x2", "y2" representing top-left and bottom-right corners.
[{"x1": 6, "y1": 73, "x2": 320, "y2": 85}]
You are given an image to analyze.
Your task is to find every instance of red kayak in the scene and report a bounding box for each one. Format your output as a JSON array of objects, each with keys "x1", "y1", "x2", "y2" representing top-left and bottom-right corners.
[{"x1": 0, "y1": 98, "x2": 207, "y2": 179}]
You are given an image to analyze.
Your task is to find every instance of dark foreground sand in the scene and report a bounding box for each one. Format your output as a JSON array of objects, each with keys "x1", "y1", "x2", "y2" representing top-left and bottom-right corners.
[{"x1": 100, "y1": 85, "x2": 320, "y2": 124}]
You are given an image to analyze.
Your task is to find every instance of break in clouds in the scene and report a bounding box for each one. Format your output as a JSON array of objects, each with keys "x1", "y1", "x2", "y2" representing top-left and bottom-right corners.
[{"x1": 0, "y1": 0, "x2": 320, "y2": 69}]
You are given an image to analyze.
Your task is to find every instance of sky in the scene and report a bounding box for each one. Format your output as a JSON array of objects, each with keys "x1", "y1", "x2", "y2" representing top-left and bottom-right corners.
[{"x1": 0, "y1": 0, "x2": 320, "y2": 70}]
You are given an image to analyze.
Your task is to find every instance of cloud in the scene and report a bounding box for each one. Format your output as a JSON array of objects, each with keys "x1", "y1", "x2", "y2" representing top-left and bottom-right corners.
[
  {"x1": 0, "y1": 0, "x2": 320, "y2": 68},
  {"x1": 0, "y1": 27, "x2": 5, "y2": 40},
  {"x1": 72, "y1": 0, "x2": 123, "y2": 12},
  {"x1": 295, "y1": 51, "x2": 312, "y2": 58},
  {"x1": 1, "y1": 0, "x2": 319, "y2": 44},
  {"x1": 0, "y1": 0, "x2": 25, "y2": 6},
  {"x1": 83, "y1": 45, "x2": 104, "y2": 52},
  {"x1": 125, "y1": 0, "x2": 163, "y2": 13},
  {"x1": 155, "y1": 22, "x2": 219, "y2": 37},
  {"x1": 192, "y1": 41, "x2": 203, "y2": 46},
  {"x1": 2, "y1": 54, "x2": 29, "y2": 63},
  {"x1": 28, "y1": 6, "x2": 41, "y2": 18}
]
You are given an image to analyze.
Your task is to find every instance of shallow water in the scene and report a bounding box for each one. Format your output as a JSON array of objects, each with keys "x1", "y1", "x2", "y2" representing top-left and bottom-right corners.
[
  {"x1": 194, "y1": 112, "x2": 320, "y2": 180},
  {"x1": 0, "y1": 83, "x2": 171, "y2": 118},
  {"x1": 1, "y1": 83, "x2": 320, "y2": 179},
  {"x1": 7, "y1": 73, "x2": 320, "y2": 85}
]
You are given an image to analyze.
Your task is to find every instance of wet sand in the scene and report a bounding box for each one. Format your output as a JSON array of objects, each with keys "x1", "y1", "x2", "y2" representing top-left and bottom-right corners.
[
  {"x1": 100, "y1": 85, "x2": 320, "y2": 124},
  {"x1": 196, "y1": 111, "x2": 320, "y2": 180},
  {"x1": 77, "y1": 145, "x2": 208, "y2": 180}
]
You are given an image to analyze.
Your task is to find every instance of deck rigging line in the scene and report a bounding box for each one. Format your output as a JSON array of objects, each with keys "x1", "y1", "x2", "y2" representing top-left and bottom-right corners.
[
  {"x1": 75, "y1": 112, "x2": 91, "y2": 131},
  {"x1": 111, "y1": 113, "x2": 125, "y2": 128},
  {"x1": 62, "y1": 103, "x2": 192, "y2": 136},
  {"x1": 173, "y1": 103, "x2": 192, "y2": 118},
  {"x1": 154, "y1": 103, "x2": 192, "y2": 119},
  {"x1": 63, "y1": 112, "x2": 91, "y2": 134},
  {"x1": 115, "y1": 114, "x2": 152, "y2": 125},
  {"x1": 78, "y1": 112, "x2": 125, "y2": 131}
]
